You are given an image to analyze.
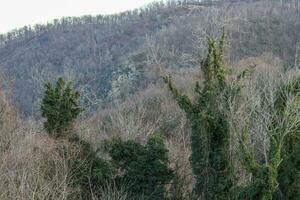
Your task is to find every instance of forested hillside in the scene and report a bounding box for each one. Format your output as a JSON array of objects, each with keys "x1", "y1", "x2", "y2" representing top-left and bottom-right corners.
[
  {"x1": 0, "y1": 0, "x2": 299, "y2": 116},
  {"x1": 1, "y1": 0, "x2": 300, "y2": 199}
]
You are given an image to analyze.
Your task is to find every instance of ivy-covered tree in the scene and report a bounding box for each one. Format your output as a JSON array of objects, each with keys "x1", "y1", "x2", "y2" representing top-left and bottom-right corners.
[
  {"x1": 41, "y1": 77, "x2": 82, "y2": 137},
  {"x1": 237, "y1": 76, "x2": 300, "y2": 200},
  {"x1": 237, "y1": 133, "x2": 281, "y2": 200},
  {"x1": 275, "y1": 77, "x2": 300, "y2": 200},
  {"x1": 164, "y1": 31, "x2": 235, "y2": 199},
  {"x1": 106, "y1": 134, "x2": 173, "y2": 200}
]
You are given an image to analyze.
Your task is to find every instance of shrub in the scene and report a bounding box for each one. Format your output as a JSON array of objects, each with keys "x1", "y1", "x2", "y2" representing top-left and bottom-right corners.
[
  {"x1": 66, "y1": 135, "x2": 115, "y2": 200},
  {"x1": 106, "y1": 134, "x2": 173, "y2": 200}
]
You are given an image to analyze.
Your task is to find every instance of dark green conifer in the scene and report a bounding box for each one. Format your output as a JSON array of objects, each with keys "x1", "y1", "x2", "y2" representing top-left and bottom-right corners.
[
  {"x1": 41, "y1": 77, "x2": 81, "y2": 137},
  {"x1": 41, "y1": 77, "x2": 114, "y2": 199}
]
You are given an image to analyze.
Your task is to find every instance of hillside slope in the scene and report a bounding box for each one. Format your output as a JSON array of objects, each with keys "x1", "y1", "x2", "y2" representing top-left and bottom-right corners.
[{"x1": 0, "y1": 0, "x2": 299, "y2": 116}]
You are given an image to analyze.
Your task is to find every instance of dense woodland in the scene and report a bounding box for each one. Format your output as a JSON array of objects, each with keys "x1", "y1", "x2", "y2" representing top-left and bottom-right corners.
[
  {"x1": 0, "y1": 0, "x2": 299, "y2": 116},
  {"x1": 0, "y1": 0, "x2": 300, "y2": 199}
]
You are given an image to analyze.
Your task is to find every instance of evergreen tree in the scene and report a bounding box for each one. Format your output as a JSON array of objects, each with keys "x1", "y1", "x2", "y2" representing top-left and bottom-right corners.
[
  {"x1": 164, "y1": 31, "x2": 235, "y2": 199},
  {"x1": 41, "y1": 77, "x2": 114, "y2": 199},
  {"x1": 41, "y1": 77, "x2": 81, "y2": 137},
  {"x1": 106, "y1": 134, "x2": 173, "y2": 200}
]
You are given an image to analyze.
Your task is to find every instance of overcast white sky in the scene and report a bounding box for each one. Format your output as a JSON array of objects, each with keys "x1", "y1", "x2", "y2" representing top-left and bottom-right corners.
[{"x1": 0, "y1": 0, "x2": 157, "y2": 34}]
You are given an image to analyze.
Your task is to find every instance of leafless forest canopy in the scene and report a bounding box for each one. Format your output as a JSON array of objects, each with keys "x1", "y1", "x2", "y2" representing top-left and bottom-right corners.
[
  {"x1": 0, "y1": 0, "x2": 300, "y2": 199},
  {"x1": 0, "y1": 0, "x2": 299, "y2": 116}
]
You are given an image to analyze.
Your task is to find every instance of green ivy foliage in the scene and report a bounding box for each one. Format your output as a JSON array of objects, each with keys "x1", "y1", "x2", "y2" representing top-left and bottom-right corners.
[
  {"x1": 164, "y1": 30, "x2": 236, "y2": 199},
  {"x1": 275, "y1": 77, "x2": 300, "y2": 200},
  {"x1": 41, "y1": 77, "x2": 82, "y2": 137},
  {"x1": 237, "y1": 134, "x2": 280, "y2": 200},
  {"x1": 237, "y1": 77, "x2": 300, "y2": 200},
  {"x1": 105, "y1": 134, "x2": 173, "y2": 200}
]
